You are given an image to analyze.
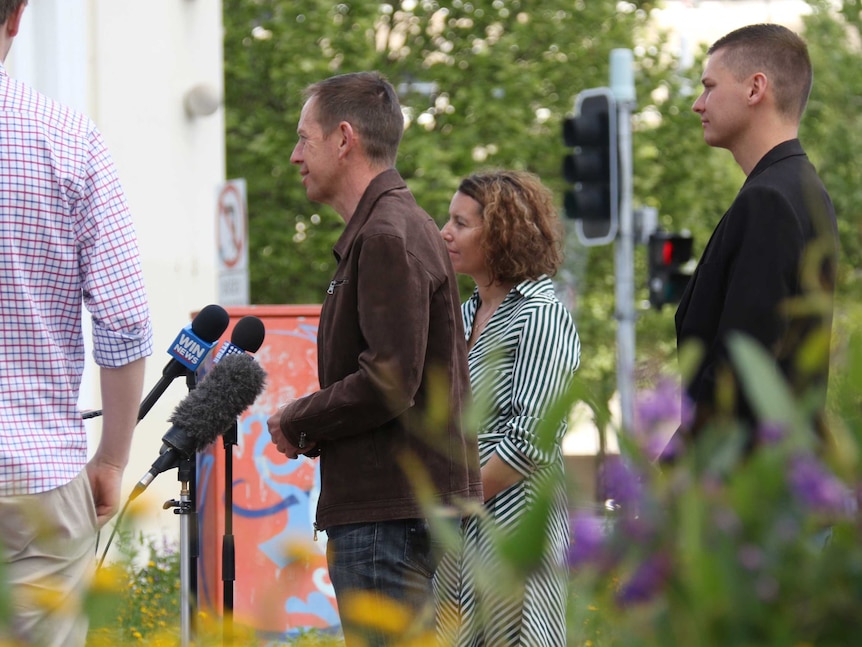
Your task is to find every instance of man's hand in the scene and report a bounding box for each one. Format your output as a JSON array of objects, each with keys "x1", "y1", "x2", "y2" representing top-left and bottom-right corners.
[
  {"x1": 267, "y1": 406, "x2": 317, "y2": 459},
  {"x1": 85, "y1": 457, "x2": 125, "y2": 528}
]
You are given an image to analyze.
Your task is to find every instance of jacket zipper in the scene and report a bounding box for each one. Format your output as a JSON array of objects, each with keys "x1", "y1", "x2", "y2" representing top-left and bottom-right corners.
[{"x1": 327, "y1": 279, "x2": 347, "y2": 295}]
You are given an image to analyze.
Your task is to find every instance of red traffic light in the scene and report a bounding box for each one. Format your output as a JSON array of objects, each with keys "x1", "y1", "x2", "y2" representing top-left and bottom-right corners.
[
  {"x1": 662, "y1": 241, "x2": 673, "y2": 265},
  {"x1": 647, "y1": 230, "x2": 695, "y2": 309},
  {"x1": 649, "y1": 231, "x2": 693, "y2": 267}
]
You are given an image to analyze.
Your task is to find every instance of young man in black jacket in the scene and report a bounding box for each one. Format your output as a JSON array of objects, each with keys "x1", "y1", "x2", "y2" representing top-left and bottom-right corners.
[{"x1": 672, "y1": 24, "x2": 838, "y2": 453}]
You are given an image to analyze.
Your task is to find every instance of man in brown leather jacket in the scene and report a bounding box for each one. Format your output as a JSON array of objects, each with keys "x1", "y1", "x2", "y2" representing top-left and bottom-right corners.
[{"x1": 267, "y1": 71, "x2": 482, "y2": 646}]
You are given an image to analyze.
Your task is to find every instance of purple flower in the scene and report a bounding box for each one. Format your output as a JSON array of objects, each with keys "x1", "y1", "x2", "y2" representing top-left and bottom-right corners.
[
  {"x1": 600, "y1": 455, "x2": 643, "y2": 508},
  {"x1": 737, "y1": 544, "x2": 763, "y2": 571},
  {"x1": 633, "y1": 379, "x2": 693, "y2": 460},
  {"x1": 635, "y1": 379, "x2": 681, "y2": 428},
  {"x1": 755, "y1": 575, "x2": 779, "y2": 602},
  {"x1": 712, "y1": 507, "x2": 742, "y2": 536},
  {"x1": 618, "y1": 513, "x2": 658, "y2": 545},
  {"x1": 599, "y1": 457, "x2": 661, "y2": 543},
  {"x1": 788, "y1": 453, "x2": 851, "y2": 517},
  {"x1": 757, "y1": 421, "x2": 786, "y2": 445},
  {"x1": 567, "y1": 511, "x2": 608, "y2": 567},
  {"x1": 616, "y1": 552, "x2": 672, "y2": 606}
]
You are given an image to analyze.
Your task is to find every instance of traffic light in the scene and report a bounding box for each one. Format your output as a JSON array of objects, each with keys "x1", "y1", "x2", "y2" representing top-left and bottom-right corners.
[
  {"x1": 647, "y1": 230, "x2": 694, "y2": 309},
  {"x1": 562, "y1": 87, "x2": 618, "y2": 244}
]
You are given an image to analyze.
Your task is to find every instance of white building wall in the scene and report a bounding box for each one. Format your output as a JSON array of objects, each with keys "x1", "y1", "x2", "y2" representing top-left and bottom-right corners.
[{"x1": 7, "y1": 0, "x2": 225, "y2": 542}]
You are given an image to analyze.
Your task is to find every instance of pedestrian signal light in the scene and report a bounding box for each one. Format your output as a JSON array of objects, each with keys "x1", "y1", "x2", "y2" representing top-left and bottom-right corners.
[{"x1": 648, "y1": 230, "x2": 694, "y2": 309}]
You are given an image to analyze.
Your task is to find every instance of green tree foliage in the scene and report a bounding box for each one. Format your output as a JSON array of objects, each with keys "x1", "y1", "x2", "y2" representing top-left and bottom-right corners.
[
  {"x1": 801, "y1": 0, "x2": 862, "y2": 304},
  {"x1": 224, "y1": 0, "x2": 860, "y2": 407},
  {"x1": 224, "y1": 0, "x2": 657, "y2": 401},
  {"x1": 224, "y1": 0, "x2": 655, "y2": 294}
]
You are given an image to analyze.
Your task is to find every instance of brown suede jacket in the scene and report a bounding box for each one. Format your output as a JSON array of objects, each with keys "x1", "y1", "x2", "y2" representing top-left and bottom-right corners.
[{"x1": 280, "y1": 169, "x2": 483, "y2": 530}]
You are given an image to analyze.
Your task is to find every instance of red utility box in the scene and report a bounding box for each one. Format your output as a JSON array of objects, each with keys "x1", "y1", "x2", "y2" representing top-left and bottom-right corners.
[{"x1": 197, "y1": 305, "x2": 339, "y2": 642}]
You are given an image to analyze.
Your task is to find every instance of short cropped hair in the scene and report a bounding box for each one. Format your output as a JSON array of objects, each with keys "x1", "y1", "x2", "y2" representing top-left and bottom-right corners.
[
  {"x1": 457, "y1": 170, "x2": 564, "y2": 285},
  {"x1": 303, "y1": 71, "x2": 404, "y2": 168},
  {"x1": 709, "y1": 23, "x2": 812, "y2": 120},
  {"x1": 0, "y1": 0, "x2": 25, "y2": 24}
]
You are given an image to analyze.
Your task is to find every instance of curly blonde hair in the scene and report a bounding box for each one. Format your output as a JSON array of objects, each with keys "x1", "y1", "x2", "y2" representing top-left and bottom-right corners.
[{"x1": 457, "y1": 170, "x2": 564, "y2": 285}]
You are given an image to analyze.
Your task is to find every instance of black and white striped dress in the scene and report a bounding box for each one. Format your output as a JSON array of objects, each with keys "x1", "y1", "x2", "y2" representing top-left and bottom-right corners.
[{"x1": 436, "y1": 276, "x2": 581, "y2": 647}]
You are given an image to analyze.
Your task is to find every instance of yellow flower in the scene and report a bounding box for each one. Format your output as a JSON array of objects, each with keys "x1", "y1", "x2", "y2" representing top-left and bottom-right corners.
[
  {"x1": 90, "y1": 564, "x2": 124, "y2": 593},
  {"x1": 280, "y1": 536, "x2": 317, "y2": 563},
  {"x1": 25, "y1": 584, "x2": 67, "y2": 613},
  {"x1": 340, "y1": 590, "x2": 411, "y2": 634}
]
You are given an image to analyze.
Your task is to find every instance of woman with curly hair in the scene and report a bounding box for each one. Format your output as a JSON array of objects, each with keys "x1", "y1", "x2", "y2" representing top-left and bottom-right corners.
[{"x1": 436, "y1": 170, "x2": 581, "y2": 646}]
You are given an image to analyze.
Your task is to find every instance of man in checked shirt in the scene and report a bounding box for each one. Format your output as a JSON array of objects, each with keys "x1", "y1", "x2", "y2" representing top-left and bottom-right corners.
[{"x1": 0, "y1": 2, "x2": 152, "y2": 646}]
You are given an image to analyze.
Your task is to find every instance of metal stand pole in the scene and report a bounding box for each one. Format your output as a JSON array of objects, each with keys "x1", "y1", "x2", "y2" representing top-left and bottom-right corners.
[
  {"x1": 222, "y1": 420, "x2": 238, "y2": 646},
  {"x1": 185, "y1": 373, "x2": 200, "y2": 611},
  {"x1": 166, "y1": 457, "x2": 197, "y2": 647}
]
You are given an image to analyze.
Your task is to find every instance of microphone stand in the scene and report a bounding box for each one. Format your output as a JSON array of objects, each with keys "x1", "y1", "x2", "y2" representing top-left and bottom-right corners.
[
  {"x1": 184, "y1": 371, "x2": 200, "y2": 634},
  {"x1": 137, "y1": 368, "x2": 186, "y2": 421},
  {"x1": 165, "y1": 456, "x2": 196, "y2": 647},
  {"x1": 161, "y1": 372, "x2": 201, "y2": 647},
  {"x1": 222, "y1": 420, "x2": 238, "y2": 645}
]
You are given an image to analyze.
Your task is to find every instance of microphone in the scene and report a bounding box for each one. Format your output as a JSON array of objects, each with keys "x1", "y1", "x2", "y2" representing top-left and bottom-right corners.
[
  {"x1": 214, "y1": 315, "x2": 266, "y2": 362},
  {"x1": 196, "y1": 315, "x2": 266, "y2": 381},
  {"x1": 131, "y1": 353, "x2": 267, "y2": 499},
  {"x1": 136, "y1": 304, "x2": 230, "y2": 421},
  {"x1": 166, "y1": 304, "x2": 230, "y2": 374}
]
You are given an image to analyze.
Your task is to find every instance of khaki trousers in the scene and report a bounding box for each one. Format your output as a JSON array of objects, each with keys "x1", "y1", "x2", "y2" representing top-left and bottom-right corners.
[{"x1": 0, "y1": 470, "x2": 98, "y2": 647}]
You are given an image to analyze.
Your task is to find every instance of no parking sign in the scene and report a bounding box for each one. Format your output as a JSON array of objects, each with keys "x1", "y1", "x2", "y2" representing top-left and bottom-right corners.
[{"x1": 216, "y1": 179, "x2": 249, "y2": 305}]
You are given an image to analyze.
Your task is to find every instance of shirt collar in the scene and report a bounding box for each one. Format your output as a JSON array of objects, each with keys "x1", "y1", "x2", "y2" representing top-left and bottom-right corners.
[
  {"x1": 745, "y1": 139, "x2": 805, "y2": 184},
  {"x1": 513, "y1": 275, "x2": 554, "y2": 299},
  {"x1": 468, "y1": 275, "x2": 554, "y2": 309}
]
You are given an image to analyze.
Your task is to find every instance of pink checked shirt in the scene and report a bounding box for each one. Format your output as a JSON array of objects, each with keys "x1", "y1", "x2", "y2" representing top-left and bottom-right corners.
[{"x1": 0, "y1": 64, "x2": 153, "y2": 496}]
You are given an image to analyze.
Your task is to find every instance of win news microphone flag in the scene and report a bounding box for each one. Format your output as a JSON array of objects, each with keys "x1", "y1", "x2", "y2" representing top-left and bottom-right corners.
[
  {"x1": 196, "y1": 315, "x2": 266, "y2": 381},
  {"x1": 215, "y1": 315, "x2": 266, "y2": 361},
  {"x1": 131, "y1": 353, "x2": 267, "y2": 500},
  {"x1": 167, "y1": 304, "x2": 230, "y2": 373}
]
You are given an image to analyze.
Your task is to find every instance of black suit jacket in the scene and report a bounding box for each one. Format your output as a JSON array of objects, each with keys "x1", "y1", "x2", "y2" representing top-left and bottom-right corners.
[{"x1": 674, "y1": 139, "x2": 838, "y2": 443}]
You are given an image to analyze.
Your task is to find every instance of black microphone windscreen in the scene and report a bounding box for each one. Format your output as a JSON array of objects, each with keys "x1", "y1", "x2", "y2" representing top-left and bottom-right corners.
[
  {"x1": 167, "y1": 353, "x2": 267, "y2": 451},
  {"x1": 231, "y1": 315, "x2": 266, "y2": 353},
  {"x1": 192, "y1": 304, "x2": 230, "y2": 343}
]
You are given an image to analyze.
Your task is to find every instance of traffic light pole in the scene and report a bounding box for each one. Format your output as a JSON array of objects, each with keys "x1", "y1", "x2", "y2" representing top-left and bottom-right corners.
[
  {"x1": 611, "y1": 49, "x2": 636, "y2": 435},
  {"x1": 562, "y1": 51, "x2": 637, "y2": 438}
]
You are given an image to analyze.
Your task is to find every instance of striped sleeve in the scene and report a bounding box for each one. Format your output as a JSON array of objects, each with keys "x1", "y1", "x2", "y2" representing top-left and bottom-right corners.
[{"x1": 495, "y1": 298, "x2": 580, "y2": 476}]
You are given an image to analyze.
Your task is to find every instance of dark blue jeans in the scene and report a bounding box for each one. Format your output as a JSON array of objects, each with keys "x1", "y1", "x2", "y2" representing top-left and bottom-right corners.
[{"x1": 326, "y1": 518, "x2": 439, "y2": 647}]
